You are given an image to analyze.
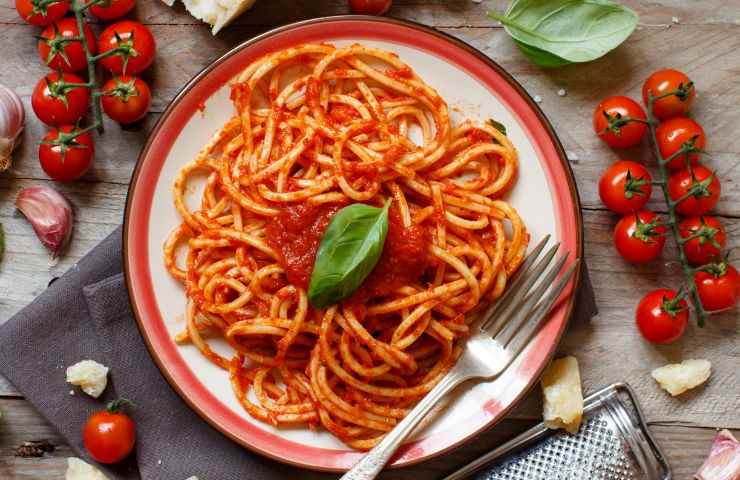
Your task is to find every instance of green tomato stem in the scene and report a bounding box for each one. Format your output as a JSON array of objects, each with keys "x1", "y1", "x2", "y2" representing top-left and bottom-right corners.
[{"x1": 72, "y1": 0, "x2": 104, "y2": 134}]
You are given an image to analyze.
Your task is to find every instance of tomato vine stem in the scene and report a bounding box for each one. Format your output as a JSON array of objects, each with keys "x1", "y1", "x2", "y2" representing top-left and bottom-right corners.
[{"x1": 71, "y1": 0, "x2": 103, "y2": 134}]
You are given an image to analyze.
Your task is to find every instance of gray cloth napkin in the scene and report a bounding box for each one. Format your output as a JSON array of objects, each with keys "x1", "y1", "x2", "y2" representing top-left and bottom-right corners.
[{"x1": 0, "y1": 226, "x2": 597, "y2": 479}]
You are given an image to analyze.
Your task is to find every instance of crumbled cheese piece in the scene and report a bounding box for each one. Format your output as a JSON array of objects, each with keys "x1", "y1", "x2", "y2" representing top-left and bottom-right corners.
[
  {"x1": 566, "y1": 150, "x2": 580, "y2": 162},
  {"x1": 66, "y1": 458, "x2": 109, "y2": 480},
  {"x1": 185, "y1": 477, "x2": 200, "y2": 480},
  {"x1": 162, "y1": 0, "x2": 257, "y2": 34},
  {"x1": 557, "y1": 88, "x2": 567, "y2": 97},
  {"x1": 652, "y1": 359, "x2": 711, "y2": 396},
  {"x1": 541, "y1": 356, "x2": 583, "y2": 434},
  {"x1": 533, "y1": 95, "x2": 543, "y2": 103},
  {"x1": 66, "y1": 360, "x2": 109, "y2": 398},
  {"x1": 69, "y1": 390, "x2": 75, "y2": 396},
  {"x1": 672, "y1": 16, "x2": 680, "y2": 24}
]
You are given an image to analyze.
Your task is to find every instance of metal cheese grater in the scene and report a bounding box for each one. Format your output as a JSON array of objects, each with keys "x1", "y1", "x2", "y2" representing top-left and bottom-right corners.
[{"x1": 443, "y1": 383, "x2": 671, "y2": 480}]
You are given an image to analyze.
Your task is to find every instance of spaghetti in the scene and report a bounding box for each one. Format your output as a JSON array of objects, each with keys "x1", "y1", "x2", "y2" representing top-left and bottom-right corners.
[{"x1": 165, "y1": 43, "x2": 529, "y2": 449}]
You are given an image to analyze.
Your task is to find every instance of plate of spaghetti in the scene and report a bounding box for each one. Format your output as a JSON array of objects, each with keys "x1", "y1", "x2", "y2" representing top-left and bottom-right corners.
[{"x1": 124, "y1": 16, "x2": 582, "y2": 471}]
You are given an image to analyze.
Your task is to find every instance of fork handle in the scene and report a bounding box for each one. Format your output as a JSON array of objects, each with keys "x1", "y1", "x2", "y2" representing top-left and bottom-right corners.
[{"x1": 340, "y1": 373, "x2": 463, "y2": 480}]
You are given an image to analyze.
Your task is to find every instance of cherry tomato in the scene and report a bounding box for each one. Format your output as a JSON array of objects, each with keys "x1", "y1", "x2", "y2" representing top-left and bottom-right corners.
[
  {"x1": 31, "y1": 72, "x2": 90, "y2": 126},
  {"x1": 642, "y1": 69, "x2": 695, "y2": 120},
  {"x1": 16, "y1": 0, "x2": 69, "y2": 26},
  {"x1": 97, "y1": 21, "x2": 156, "y2": 75},
  {"x1": 655, "y1": 117, "x2": 706, "y2": 169},
  {"x1": 349, "y1": 0, "x2": 392, "y2": 14},
  {"x1": 614, "y1": 211, "x2": 666, "y2": 264},
  {"x1": 668, "y1": 165, "x2": 720, "y2": 216},
  {"x1": 695, "y1": 263, "x2": 740, "y2": 312},
  {"x1": 593, "y1": 96, "x2": 647, "y2": 148},
  {"x1": 39, "y1": 126, "x2": 94, "y2": 181},
  {"x1": 635, "y1": 289, "x2": 688, "y2": 344},
  {"x1": 679, "y1": 216, "x2": 726, "y2": 266},
  {"x1": 38, "y1": 18, "x2": 96, "y2": 73},
  {"x1": 83, "y1": 399, "x2": 136, "y2": 464},
  {"x1": 599, "y1": 160, "x2": 652, "y2": 214},
  {"x1": 89, "y1": 0, "x2": 135, "y2": 20},
  {"x1": 101, "y1": 76, "x2": 151, "y2": 124}
]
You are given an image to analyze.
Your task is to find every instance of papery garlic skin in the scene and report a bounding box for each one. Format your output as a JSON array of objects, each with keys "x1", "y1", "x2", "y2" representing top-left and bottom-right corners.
[
  {"x1": 695, "y1": 430, "x2": 740, "y2": 480},
  {"x1": 0, "y1": 83, "x2": 24, "y2": 172},
  {"x1": 15, "y1": 186, "x2": 73, "y2": 257}
]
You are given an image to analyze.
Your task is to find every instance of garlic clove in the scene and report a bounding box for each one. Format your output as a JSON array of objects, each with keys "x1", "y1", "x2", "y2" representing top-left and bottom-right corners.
[
  {"x1": 15, "y1": 186, "x2": 73, "y2": 257},
  {"x1": 0, "y1": 82, "x2": 25, "y2": 172},
  {"x1": 695, "y1": 429, "x2": 740, "y2": 480}
]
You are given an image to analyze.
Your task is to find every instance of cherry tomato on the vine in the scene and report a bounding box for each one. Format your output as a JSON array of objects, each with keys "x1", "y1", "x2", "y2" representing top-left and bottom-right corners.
[
  {"x1": 614, "y1": 210, "x2": 666, "y2": 264},
  {"x1": 635, "y1": 288, "x2": 688, "y2": 344},
  {"x1": 656, "y1": 117, "x2": 706, "y2": 169},
  {"x1": 695, "y1": 262, "x2": 740, "y2": 312},
  {"x1": 89, "y1": 0, "x2": 135, "y2": 21},
  {"x1": 101, "y1": 75, "x2": 151, "y2": 124},
  {"x1": 679, "y1": 216, "x2": 726, "y2": 266},
  {"x1": 668, "y1": 165, "x2": 720, "y2": 216},
  {"x1": 593, "y1": 96, "x2": 647, "y2": 148},
  {"x1": 642, "y1": 69, "x2": 695, "y2": 120},
  {"x1": 349, "y1": 0, "x2": 392, "y2": 14},
  {"x1": 16, "y1": 0, "x2": 69, "y2": 26},
  {"x1": 599, "y1": 160, "x2": 652, "y2": 214},
  {"x1": 38, "y1": 18, "x2": 97, "y2": 73},
  {"x1": 31, "y1": 72, "x2": 90, "y2": 126},
  {"x1": 98, "y1": 20, "x2": 156, "y2": 75},
  {"x1": 39, "y1": 126, "x2": 94, "y2": 181},
  {"x1": 83, "y1": 399, "x2": 136, "y2": 464}
]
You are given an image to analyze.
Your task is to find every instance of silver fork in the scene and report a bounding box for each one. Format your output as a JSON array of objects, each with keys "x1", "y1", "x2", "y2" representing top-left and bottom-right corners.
[{"x1": 341, "y1": 235, "x2": 579, "y2": 480}]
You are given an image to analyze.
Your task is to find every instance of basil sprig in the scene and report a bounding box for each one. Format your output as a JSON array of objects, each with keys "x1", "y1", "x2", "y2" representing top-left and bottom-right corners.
[
  {"x1": 489, "y1": 0, "x2": 638, "y2": 68},
  {"x1": 308, "y1": 201, "x2": 390, "y2": 308}
]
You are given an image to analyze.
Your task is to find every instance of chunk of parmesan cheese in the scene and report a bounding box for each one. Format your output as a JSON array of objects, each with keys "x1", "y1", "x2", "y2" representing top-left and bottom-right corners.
[
  {"x1": 162, "y1": 0, "x2": 257, "y2": 34},
  {"x1": 66, "y1": 458, "x2": 109, "y2": 480},
  {"x1": 651, "y1": 359, "x2": 711, "y2": 396},
  {"x1": 66, "y1": 360, "x2": 109, "y2": 398},
  {"x1": 541, "y1": 356, "x2": 583, "y2": 434}
]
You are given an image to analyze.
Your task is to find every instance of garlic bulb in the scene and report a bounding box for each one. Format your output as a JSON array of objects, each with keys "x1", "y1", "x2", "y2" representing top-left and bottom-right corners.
[
  {"x1": 16, "y1": 186, "x2": 73, "y2": 257},
  {"x1": 695, "y1": 430, "x2": 740, "y2": 480},
  {"x1": 0, "y1": 83, "x2": 24, "y2": 172}
]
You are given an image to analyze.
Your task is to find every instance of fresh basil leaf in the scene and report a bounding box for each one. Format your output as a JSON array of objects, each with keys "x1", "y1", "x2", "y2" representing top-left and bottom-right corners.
[
  {"x1": 487, "y1": 119, "x2": 508, "y2": 135},
  {"x1": 308, "y1": 201, "x2": 390, "y2": 308},
  {"x1": 489, "y1": 0, "x2": 638, "y2": 67}
]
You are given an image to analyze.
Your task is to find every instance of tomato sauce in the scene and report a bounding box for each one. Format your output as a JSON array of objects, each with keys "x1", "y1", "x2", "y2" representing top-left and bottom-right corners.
[
  {"x1": 386, "y1": 67, "x2": 414, "y2": 80},
  {"x1": 329, "y1": 104, "x2": 359, "y2": 124}
]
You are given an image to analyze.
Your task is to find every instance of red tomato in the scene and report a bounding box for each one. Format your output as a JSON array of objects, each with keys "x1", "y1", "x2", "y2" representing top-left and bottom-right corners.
[
  {"x1": 31, "y1": 72, "x2": 90, "y2": 126},
  {"x1": 614, "y1": 211, "x2": 666, "y2": 264},
  {"x1": 598, "y1": 160, "x2": 652, "y2": 214},
  {"x1": 679, "y1": 216, "x2": 726, "y2": 266},
  {"x1": 101, "y1": 76, "x2": 151, "y2": 124},
  {"x1": 593, "y1": 96, "x2": 647, "y2": 148},
  {"x1": 89, "y1": 0, "x2": 135, "y2": 20},
  {"x1": 695, "y1": 263, "x2": 740, "y2": 312},
  {"x1": 642, "y1": 69, "x2": 695, "y2": 120},
  {"x1": 16, "y1": 0, "x2": 69, "y2": 26},
  {"x1": 83, "y1": 400, "x2": 136, "y2": 464},
  {"x1": 635, "y1": 289, "x2": 688, "y2": 344},
  {"x1": 655, "y1": 117, "x2": 706, "y2": 169},
  {"x1": 97, "y1": 21, "x2": 156, "y2": 75},
  {"x1": 668, "y1": 165, "x2": 720, "y2": 216},
  {"x1": 39, "y1": 126, "x2": 94, "y2": 181},
  {"x1": 349, "y1": 0, "x2": 392, "y2": 14},
  {"x1": 38, "y1": 18, "x2": 96, "y2": 73}
]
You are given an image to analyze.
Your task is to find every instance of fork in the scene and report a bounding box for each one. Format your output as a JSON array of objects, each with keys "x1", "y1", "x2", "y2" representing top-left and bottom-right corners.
[{"x1": 341, "y1": 235, "x2": 579, "y2": 480}]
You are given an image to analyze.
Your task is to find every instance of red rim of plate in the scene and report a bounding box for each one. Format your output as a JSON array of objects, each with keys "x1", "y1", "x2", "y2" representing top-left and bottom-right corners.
[{"x1": 123, "y1": 16, "x2": 584, "y2": 472}]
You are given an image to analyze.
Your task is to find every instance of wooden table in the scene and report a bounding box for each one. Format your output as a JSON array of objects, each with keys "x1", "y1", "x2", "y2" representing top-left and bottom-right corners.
[{"x1": 1, "y1": 1, "x2": 738, "y2": 478}]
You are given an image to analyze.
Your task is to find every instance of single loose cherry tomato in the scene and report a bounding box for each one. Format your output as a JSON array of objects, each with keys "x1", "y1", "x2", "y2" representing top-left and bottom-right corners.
[
  {"x1": 655, "y1": 117, "x2": 706, "y2": 169},
  {"x1": 668, "y1": 165, "x2": 720, "y2": 216},
  {"x1": 31, "y1": 72, "x2": 90, "y2": 126},
  {"x1": 101, "y1": 75, "x2": 151, "y2": 124},
  {"x1": 97, "y1": 20, "x2": 156, "y2": 75},
  {"x1": 642, "y1": 69, "x2": 695, "y2": 120},
  {"x1": 614, "y1": 211, "x2": 666, "y2": 264},
  {"x1": 39, "y1": 126, "x2": 94, "y2": 181},
  {"x1": 679, "y1": 216, "x2": 726, "y2": 266},
  {"x1": 599, "y1": 160, "x2": 652, "y2": 214},
  {"x1": 38, "y1": 18, "x2": 96, "y2": 73},
  {"x1": 89, "y1": 0, "x2": 135, "y2": 20},
  {"x1": 635, "y1": 289, "x2": 688, "y2": 344},
  {"x1": 695, "y1": 262, "x2": 740, "y2": 312},
  {"x1": 16, "y1": 0, "x2": 69, "y2": 26},
  {"x1": 593, "y1": 96, "x2": 647, "y2": 148},
  {"x1": 83, "y1": 399, "x2": 136, "y2": 464},
  {"x1": 349, "y1": 0, "x2": 392, "y2": 14}
]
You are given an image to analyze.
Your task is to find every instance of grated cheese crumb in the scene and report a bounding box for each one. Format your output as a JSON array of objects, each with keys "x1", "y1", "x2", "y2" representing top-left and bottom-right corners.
[
  {"x1": 66, "y1": 360, "x2": 109, "y2": 398},
  {"x1": 672, "y1": 16, "x2": 680, "y2": 24},
  {"x1": 652, "y1": 359, "x2": 711, "y2": 396},
  {"x1": 541, "y1": 356, "x2": 583, "y2": 434},
  {"x1": 557, "y1": 89, "x2": 567, "y2": 97},
  {"x1": 533, "y1": 95, "x2": 543, "y2": 103},
  {"x1": 66, "y1": 458, "x2": 109, "y2": 480}
]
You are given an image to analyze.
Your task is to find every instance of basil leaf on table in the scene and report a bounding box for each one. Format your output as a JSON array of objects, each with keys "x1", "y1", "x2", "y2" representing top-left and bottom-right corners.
[
  {"x1": 308, "y1": 201, "x2": 390, "y2": 308},
  {"x1": 489, "y1": 0, "x2": 639, "y2": 68}
]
